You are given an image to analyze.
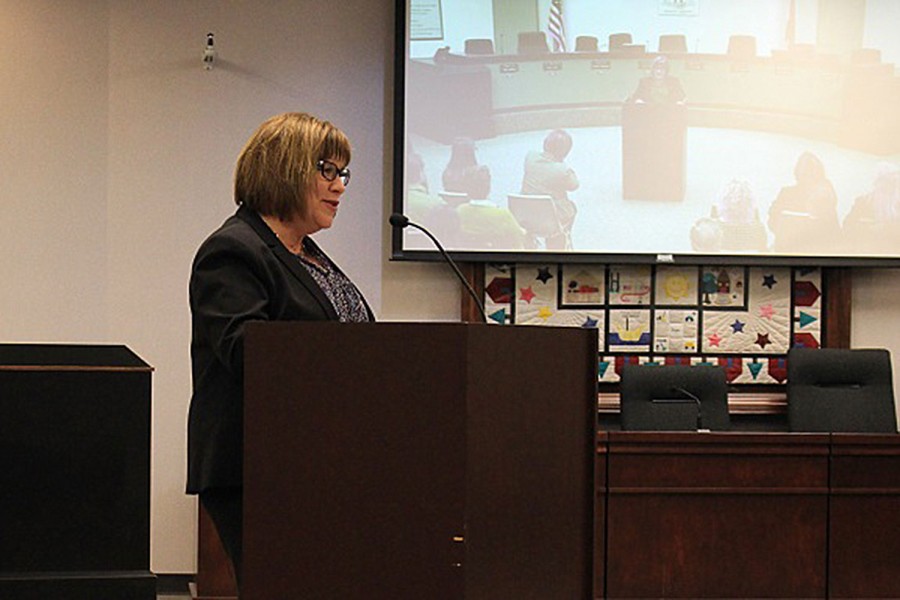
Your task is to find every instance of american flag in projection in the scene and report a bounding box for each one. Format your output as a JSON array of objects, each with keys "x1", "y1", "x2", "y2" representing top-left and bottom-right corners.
[
  {"x1": 548, "y1": 0, "x2": 566, "y2": 52},
  {"x1": 785, "y1": 0, "x2": 797, "y2": 47}
]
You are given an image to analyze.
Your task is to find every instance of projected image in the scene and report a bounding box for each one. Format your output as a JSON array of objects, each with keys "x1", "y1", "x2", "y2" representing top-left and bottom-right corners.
[{"x1": 397, "y1": 0, "x2": 900, "y2": 262}]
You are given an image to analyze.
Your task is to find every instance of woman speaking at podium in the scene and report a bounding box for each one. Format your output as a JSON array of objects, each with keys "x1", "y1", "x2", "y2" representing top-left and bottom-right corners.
[{"x1": 186, "y1": 112, "x2": 374, "y2": 587}]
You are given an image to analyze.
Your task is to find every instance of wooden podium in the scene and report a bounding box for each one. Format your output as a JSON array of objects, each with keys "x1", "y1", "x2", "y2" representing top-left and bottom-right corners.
[
  {"x1": 241, "y1": 322, "x2": 597, "y2": 600},
  {"x1": 0, "y1": 344, "x2": 154, "y2": 599}
]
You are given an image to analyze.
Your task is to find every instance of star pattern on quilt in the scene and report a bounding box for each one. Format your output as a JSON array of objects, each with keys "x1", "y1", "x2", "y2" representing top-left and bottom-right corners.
[
  {"x1": 536, "y1": 267, "x2": 553, "y2": 284},
  {"x1": 487, "y1": 264, "x2": 818, "y2": 385}
]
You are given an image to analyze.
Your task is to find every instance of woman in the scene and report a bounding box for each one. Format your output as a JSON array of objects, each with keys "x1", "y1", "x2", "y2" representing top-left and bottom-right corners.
[
  {"x1": 767, "y1": 151, "x2": 840, "y2": 253},
  {"x1": 842, "y1": 162, "x2": 900, "y2": 253},
  {"x1": 441, "y1": 137, "x2": 491, "y2": 200},
  {"x1": 628, "y1": 55, "x2": 686, "y2": 104},
  {"x1": 714, "y1": 179, "x2": 767, "y2": 252},
  {"x1": 186, "y1": 112, "x2": 373, "y2": 586}
]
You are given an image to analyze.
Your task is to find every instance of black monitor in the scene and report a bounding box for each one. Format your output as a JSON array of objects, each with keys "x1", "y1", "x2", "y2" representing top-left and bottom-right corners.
[{"x1": 620, "y1": 364, "x2": 730, "y2": 431}]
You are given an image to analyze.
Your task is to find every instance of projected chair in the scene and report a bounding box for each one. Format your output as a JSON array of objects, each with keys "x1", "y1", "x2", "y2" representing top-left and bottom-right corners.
[
  {"x1": 574, "y1": 35, "x2": 598, "y2": 52},
  {"x1": 517, "y1": 31, "x2": 549, "y2": 55},
  {"x1": 608, "y1": 32, "x2": 632, "y2": 52},
  {"x1": 787, "y1": 347, "x2": 897, "y2": 433},
  {"x1": 464, "y1": 38, "x2": 494, "y2": 56},
  {"x1": 404, "y1": 192, "x2": 467, "y2": 249},
  {"x1": 658, "y1": 34, "x2": 687, "y2": 54},
  {"x1": 508, "y1": 193, "x2": 570, "y2": 250},
  {"x1": 727, "y1": 35, "x2": 757, "y2": 60},
  {"x1": 620, "y1": 364, "x2": 730, "y2": 431},
  {"x1": 438, "y1": 191, "x2": 470, "y2": 208}
]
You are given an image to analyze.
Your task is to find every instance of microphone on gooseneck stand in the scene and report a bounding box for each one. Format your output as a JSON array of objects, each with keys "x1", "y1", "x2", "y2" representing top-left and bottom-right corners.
[
  {"x1": 671, "y1": 386, "x2": 706, "y2": 432},
  {"x1": 389, "y1": 213, "x2": 487, "y2": 324}
]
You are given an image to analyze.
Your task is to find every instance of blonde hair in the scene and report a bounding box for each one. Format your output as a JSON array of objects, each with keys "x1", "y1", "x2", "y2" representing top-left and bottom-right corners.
[{"x1": 234, "y1": 112, "x2": 351, "y2": 220}]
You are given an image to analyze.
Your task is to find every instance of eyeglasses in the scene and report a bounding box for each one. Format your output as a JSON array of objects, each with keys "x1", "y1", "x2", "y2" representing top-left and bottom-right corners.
[{"x1": 316, "y1": 159, "x2": 351, "y2": 186}]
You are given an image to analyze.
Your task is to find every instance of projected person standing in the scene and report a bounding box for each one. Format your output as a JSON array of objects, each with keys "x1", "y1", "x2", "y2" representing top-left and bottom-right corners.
[
  {"x1": 768, "y1": 151, "x2": 840, "y2": 253},
  {"x1": 629, "y1": 56, "x2": 685, "y2": 105},
  {"x1": 622, "y1": 56, "x2": 687, "y2": 201},
  {"x1": 521, "y1": 129, "x2": 579, "y2": 249}
]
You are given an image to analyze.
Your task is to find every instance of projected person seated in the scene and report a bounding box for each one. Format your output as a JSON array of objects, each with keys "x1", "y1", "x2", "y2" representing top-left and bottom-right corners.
[
  {"x1": 457, "y1": 199, "x2": 528, "y2": 250},
  {"x1": 768, "y1": 152, "x2": 840, "y2": 254},
  {"x1": 842, "y1": 162, "x2": 900, "y2": 254},
  {"x1": 405, "y1": 152, "x2": 462, "y2": 248},
  {"x1": 520, "y1": 129, "x2": 579, "y2": 249},
  {"x1": 689, "y1": 180, "x2": 768, "y2": 253},
  {"x1": 406, "y1": 152, "x2": 442, "y2": 223},
  {"x1": 442, "y1": 137, "x2": 491, "y2": 201},
  {"x1": 628, "y1": 56, "x2": 686, "y2": 105}
]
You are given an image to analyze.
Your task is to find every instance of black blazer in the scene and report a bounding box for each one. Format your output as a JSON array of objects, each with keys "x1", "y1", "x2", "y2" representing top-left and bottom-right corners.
[{"x1": 186, "y1": 205, "x2": 373, "y2": 493}]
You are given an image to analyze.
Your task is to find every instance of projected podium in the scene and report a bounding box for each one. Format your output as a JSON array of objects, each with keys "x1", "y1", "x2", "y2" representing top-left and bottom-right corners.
[
  {"x1": 241, "y1": 322, "x2": 597, "y2": 600},
  {"x1": 622, "y1": 102, "x2": 687, "y2": 201}
]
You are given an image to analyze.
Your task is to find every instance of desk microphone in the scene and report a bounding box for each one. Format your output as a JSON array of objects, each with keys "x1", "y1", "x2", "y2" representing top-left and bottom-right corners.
[{"x1": 389, "y1": 213, "x2": 487, "y2": 323}]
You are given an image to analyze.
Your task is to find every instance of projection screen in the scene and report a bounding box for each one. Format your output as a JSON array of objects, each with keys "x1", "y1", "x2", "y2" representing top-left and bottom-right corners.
[{"x1": 392, "y1": 0, "x2": 900, "y2": 265}]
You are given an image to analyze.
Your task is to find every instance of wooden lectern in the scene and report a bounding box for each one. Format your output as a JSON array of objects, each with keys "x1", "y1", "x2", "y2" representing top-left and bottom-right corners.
[
  {"x1": 621, "y1": 102, "x2": 687, "y2": 201},
  {"x1": 241, "y1": 322, "x2": 597, "y2": 600}
]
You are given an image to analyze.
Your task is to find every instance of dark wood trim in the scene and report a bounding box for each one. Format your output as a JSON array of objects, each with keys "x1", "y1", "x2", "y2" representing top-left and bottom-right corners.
[
  {"x1": 0, "y1": 365, "x2": 153, "y2": 372},
  {"x1": 823, "y1": 267, "x2": 852, "y2": 349},
  {"x1": 460, "y1": 262, "x2": 485, "y2": 323}
]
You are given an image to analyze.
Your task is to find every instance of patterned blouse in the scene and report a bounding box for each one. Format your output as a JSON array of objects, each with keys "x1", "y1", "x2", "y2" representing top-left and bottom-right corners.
[{"x1": 298, "y1": 239, "x2": 370, "y2": 323}]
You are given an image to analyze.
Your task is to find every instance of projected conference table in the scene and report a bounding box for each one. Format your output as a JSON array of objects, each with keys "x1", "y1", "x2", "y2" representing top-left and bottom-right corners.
[
  {"x1": 595, "y1": 432, "x2": 900, "y2": 599},
  {"x1": 409, "y1": 51, "x2": 900, "y2": 154}
]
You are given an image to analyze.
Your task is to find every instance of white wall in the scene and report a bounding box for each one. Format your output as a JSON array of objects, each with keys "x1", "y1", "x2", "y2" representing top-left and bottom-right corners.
[
  {"x1": 1, "y1": 0, "x2": 899, "y2": 575},
  {"x1": 0, "y1": 0, "x2": 109, "y2": 341},
  {"x1": 852, "y1": 269, "x2": 900, "y2": 430}
]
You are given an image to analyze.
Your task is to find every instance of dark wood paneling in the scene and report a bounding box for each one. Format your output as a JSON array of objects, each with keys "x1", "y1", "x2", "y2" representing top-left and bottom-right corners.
[
  {"x1": 594, "y1": 433, "x2": 607, "y2": 600},
  {"x1": 829, "y1": 434, "x2": 900, "y2": 599},
  {"x1": 604, "y1": 432, "x2": 829, "y2": 599},
  {"x1": 823, "y1": 267, "x2": 852, "y2": 349}
]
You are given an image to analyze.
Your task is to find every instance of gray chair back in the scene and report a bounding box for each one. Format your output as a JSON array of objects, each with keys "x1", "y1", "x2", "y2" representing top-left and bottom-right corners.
[
  {"x1": 620, "y1": 364, "x2": 730, "y2": 431},
  {"x1": 659, "y1": 34, "x2": 687, "y2": 54},
  {"x1": 464, "y1": 38, "x2": 494, "y2": 56},
  {"x1": 787, "y1": 347, "x2": 897, "y2": 433}
]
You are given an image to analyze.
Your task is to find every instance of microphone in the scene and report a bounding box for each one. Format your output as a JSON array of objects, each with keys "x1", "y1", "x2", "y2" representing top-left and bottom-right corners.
[
  {"x1": 652, "y1": 386, "x2": 707, "y2": 432},
  {"x1": 389, "y1": 212, "x2": 487, "y2": 323}
]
